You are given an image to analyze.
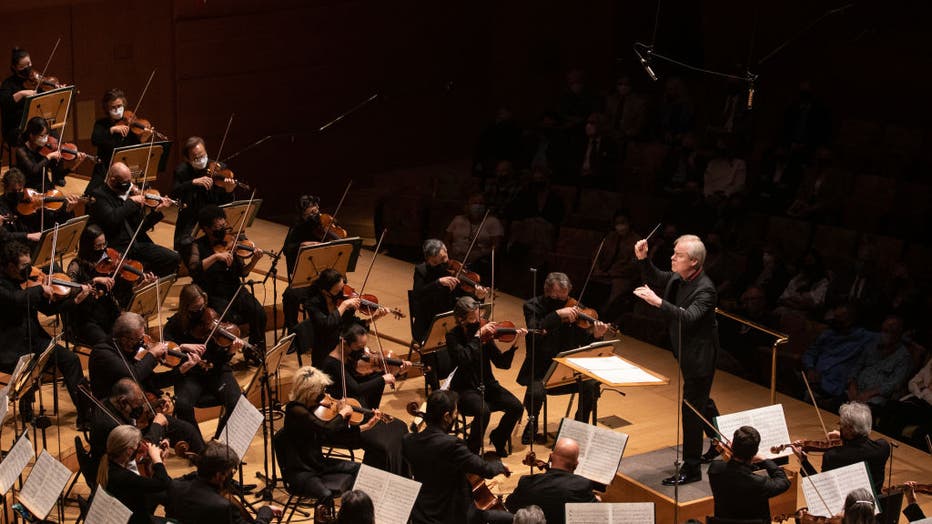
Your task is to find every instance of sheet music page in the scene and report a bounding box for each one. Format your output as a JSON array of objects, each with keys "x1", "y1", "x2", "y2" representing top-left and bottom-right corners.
[
  {"x1": 352, "y1": 464, "x2": 421, "y2": 524},
  {"x1": 18, "y1": 450, "x2": 73, "y2": 519},
  {"x1": 558, "y1": 418, "x2": 628, "y2": 485},
  {"x1": 714, "y1": 404, "x2": 792, "y2": 459},
  {"x1": 217, "y1": 395, "x2": 264, "y2": 461},
  {"x1": 801, "y1": 462, "x2": 877, "y2": 517},
  {"x1": 84, "y1": 487, "x2": 132, "y2": 524},
  {"x1": 566, "y1": 502, "x2": 655, "y2": 523},
  {"x1": 565, "y1": 356, "x2": 662, "y2": 384},
  {"x1": 0, "y1": 387, "x2": 8, "y2": 424},
  {"x1": 0, "y1": 432, "x2": 34, "y2": 495},
  {"x1": 611, "y1": 502, "x2": 655, "y2": 523},
  {"x1": 10, "y1": 354, "x2": 32, "y2": 386}
]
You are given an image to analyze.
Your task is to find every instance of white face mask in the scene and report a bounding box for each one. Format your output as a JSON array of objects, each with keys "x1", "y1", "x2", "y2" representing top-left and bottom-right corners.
[
  {"x1": 192, "y1": 156, "x2": 208, "y2": 170},
  {"x1": 109, "y1": 106, "x2": 124, "y2": 119},
  {"x1": 36, "y1": 136, "x2": 48, "y2": 147}
]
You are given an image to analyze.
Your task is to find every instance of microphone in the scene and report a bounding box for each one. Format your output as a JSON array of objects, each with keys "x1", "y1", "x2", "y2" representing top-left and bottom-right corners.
[
  {"x1": 746, "y1": 71, "x2": 758, "y2": 110},
  {"x1": 635, "y1": 47, "x2": 658, "y2": 82}
]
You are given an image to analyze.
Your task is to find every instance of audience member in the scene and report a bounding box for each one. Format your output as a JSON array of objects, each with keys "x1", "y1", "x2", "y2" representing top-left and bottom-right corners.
[
  {"x1": 557, "y1": 69, "x2": 599, "y2": 132},
  {"x1": 574, "y1": 112, "x2": 618, "y2": 189},
  {"x1": 775, "y1": 250, "x2": 830, "y2": 320},
  {"x1": 786, "y1": 146, "x2": 845, "y2": 223},
  {"x1": 845, "y1": 315, "x2": 912, "y2": 410},
  {"x1": 474, "y1": 106, "x2": 523, "y2": 178},
  {"x1": 878, "y1": 351, "x2": 931, "y2": 446},
  {"x1": 592, "y1": 210, "x2": 640, "y2": 319},
  {"x1": 483, "y1": 160, "x2": 524, "y2": 218},
  {"x1": 658, "y1": 77, "x2": 695, "y2": 145},
  {"x1": 703, "y1": 135, "x2": 746, "y2": 199},
  {"x1": 445, "y1": 192, "x2": 504, "y2": 282},
  {"x1": 604, "y1": 75, "x2": 648, "y2": 143},
  {"x1": 801, "y1": 304, "x2": 874, "y2": 402}
]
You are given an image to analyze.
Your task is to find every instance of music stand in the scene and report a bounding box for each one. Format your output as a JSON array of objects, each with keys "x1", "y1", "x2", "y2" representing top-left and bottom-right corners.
[
  {"x1": 30, "y1": 215, "x2": 88, "y2": 269},
  {"x1": 20, "y1": 86, "x2": 74, "y2": 132},
  {"x1": 126, "y1": 274, "x2": 176, "y2": 319},
  {"x1": 110, "y1": 142, "x2": 173, "y2": 183},
  {"x1": 417, "y1": 303, "x2": 493, "y2": 354},
  {"x1": 190, "y1": 199, "x2": 264, "y2": 239},
  {"x1": 12, "y1": 337, "x2": 60, "y2": 402},
  {"x1": 252, "y1": 333, "x2": 293, "y2": 501},
  {"x1": 288, "y1": 237, "x2": 363, "y2": 289}
]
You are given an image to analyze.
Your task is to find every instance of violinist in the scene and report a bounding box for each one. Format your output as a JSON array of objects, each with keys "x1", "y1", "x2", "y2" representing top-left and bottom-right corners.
[
  {"x1": 185, "y1": 205, "x2": 266, "y2": 351},
  {"x1": 504, "y1": 437, "x2": 598, "y2": 524},
  {"x1": 0, "y1": 240, "x2": 93, "y2": 428},
  {"x1": 402, "y1": 389, "x2": 511, "y2": 524},
  {"x1": 88, "y1": 312, "x2": 206, "y2": 453},
  {"x1": 88, "y1": 89, "x2": 140, "y2": 194},
  {"x1": 170, "y1": 136, "x2": 236, "y2": 249},
  {"x1": 282, "y1": 195, "x2": 339, "y2": 332},
  {"x1": 88, "y1": 162, "x2": 180, "y2": 277},
  {"x1": 0, "y1": 168, "x2": 78, "y2": 246},
  {"x1": 0, "y1": 47, "x2": 36, "y2": 147},
  {"x1": 707, "y1": 426, "x2": 791, "y2": 523},
  {"x1": 163, "y1": 284, "x2": 243, "y2": 440},
  {"x1": 95, "y1": 424, "x2": 170, "y2": 524},
  {"x1": 88, "y1": 378, "x2": 174, "y2": 467},
  {"x1": 447, "y1": 296, "x2": 524, "y2": 456},
  {"x1": 14, "y1": 116, "x2": 84, "y2": 188},
  {"x1": 520, "y1": 272, "x2": 607, "y2": 445}
]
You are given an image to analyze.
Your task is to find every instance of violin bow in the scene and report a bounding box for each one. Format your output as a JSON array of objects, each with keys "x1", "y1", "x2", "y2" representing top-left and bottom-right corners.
[
  {"x1": 682, "y1": 399, "x2": 732, "y2": 448},
  {"x1": 138, "y1": 125, "x2": 158, "y2": 193},
  {"x1": 77, "y1": 384, "x2": 122, "y2": 426},
  {"x1": 35, "y1": 37, "x2": 61, "y2": 88},
  {"x1": 227, "y1": 189, "x2": 256, "y2": 255},
  {"x1": 130, "y1": 69, "x2": 157, "y2": 119},
  {"x1": 490, "y1": 246, "x2": 496, "y2": 320},
  {"x1": 320, "y1": 180, "x2": 353, "y2": 242},
  {"x1": 215, "y1": 113, "x2": 235, "y2": 165},
  {"x1": 575, "y1": 237, "x2": 606, "y2": 309},
  {"x1": 201, "y1": 283, "x2": 246, "y2": 346},
  {"x1": 109, "y1": 193, "x2": 151, "y2": 281},
  {"x1": 358, "y1": 229, "x2": 394, "y2": 389},
  {"x1": 112, "y1": 332, "x2": 159, "y2": 419},
  {"x1": 454, "y1": 208, "x2": 491, "y2": 281},
  {"x1": 800, "y1": 371, "x2": 831, "y2": 440},
  {"x1": 47, "y1": 223, "x2": 60, "y2": 289}
]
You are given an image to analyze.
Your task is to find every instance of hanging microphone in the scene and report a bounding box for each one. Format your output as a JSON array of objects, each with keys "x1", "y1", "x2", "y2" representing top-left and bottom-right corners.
[
  {"x1": 634, "y1": 46, "x2": 658, "y2": 82},
  {"x1": 746, "y1": 71, "x2": 758, "y2": 110}
]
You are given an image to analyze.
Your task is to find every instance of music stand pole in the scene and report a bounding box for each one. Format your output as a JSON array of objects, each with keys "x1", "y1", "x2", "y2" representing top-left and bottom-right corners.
[{"x1": 527, "y1": 267, "x2": 538, "y2": 473}]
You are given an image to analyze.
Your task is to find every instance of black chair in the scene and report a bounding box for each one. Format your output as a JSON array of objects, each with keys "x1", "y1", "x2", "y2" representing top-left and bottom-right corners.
[
  {"x1": 273, "y1": 428, "x2": 355, "y2": 524},
  {"x1": 876, "y1": 489, "x2": 904, "y2": 524}
]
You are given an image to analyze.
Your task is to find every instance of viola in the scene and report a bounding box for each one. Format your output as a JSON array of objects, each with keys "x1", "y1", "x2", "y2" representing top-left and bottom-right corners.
[
  {"x1": 562, "y1": 297, "x2": 620, "y2": 336},
  {"x1": 792, "y1": 508, "x2": 843, "y2": 524},
  {"x1": 770, "y1": 438, "x2": 842, "y2": 455},
  {"x1": 206, "y1": 161, "x2": 250, "y2": 191},
  {"x1": 885, "y1": 482, "x2": 932, "y2": 495},
  {"x1": 95, "y1": 247, "x2": 146, "y2": 283},
  {"x1": 136, "y1": 336, "x2": 211, "y2": 372},
  {"x1": 24, "y1": 70, "x2": 64, "y2": 93},
  {"x1": 15, "y1": 188, "x2": 94, "y2": 215},
  {"x1": 358, "y1": 352, "x2": 426, "y2": 372},
  {"x1": 190, "y1": 307, "x2": 258, "y2": 358},
  {"x1": 316, "y1": 213, "x2": 347, "y2": 240},
  {"x1": 117, "y1": 109, "x2": 168, "y2": 142},
  {"x1": 522, "y1": 450, "x2": 550, "y2": 472},
  {"x1": 337, "y1": 284, "x2": 405, "y2": 319},
  {"x1": 447, "y1": 259, "x2": 482, "y2": 294},
  {"x1": 131, "y1": 186, "x2": 184, "y2": 208},
  {"x1": 39, "y1": 135, "x2": 99, "y2": 164},
  {"x1": 313, "y1": 393, "x2": 393, "y2": 425}
]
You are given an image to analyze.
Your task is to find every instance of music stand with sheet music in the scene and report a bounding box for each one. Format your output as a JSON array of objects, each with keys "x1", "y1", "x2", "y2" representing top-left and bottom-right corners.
[
  {"x1": 417, "y1": 303, "x2": 493, "y2": 354},
  {"x1": 110, "y1": 142, "x2": 172, "y2": 184},
  {"x1": 30, "y1": 215, "x2": 87, "y2": 269},
  {"x1": 126, "y1": 274, "x2": 176, "y2": 319},
  {"x1": 288, "y1": 237, "x2": 363, "y2": 289},
  {"x1": 190, "y1": 199, "x2": 264, "y2": 240},
  {"x1": 20, "y1": 86, "x2": 75, "y2": 132},
  {"x1": 12, "y1": 336, "x2": 61, "y2": 441}
]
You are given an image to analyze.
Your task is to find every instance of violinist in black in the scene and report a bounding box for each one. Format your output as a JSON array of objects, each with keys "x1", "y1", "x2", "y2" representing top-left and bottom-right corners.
[
  {"x1": 171, "y1": 136, "x2": 236, "y2": 250},
  {"x1": 185, "y1": 205, "x2": 266, "y2": 350},
  {"x1": 163, "y1": 283, "x2": 243, "y2": 440},
  {"x1": 88, "y1": 89, "x2": 140, "y2": 195},
  {"x1": 15, "y1": 116, "x2": 85, "y2": 188},
  {"x1": 0, "y1": 48, "x2": 35, "y2": 146},
  {"x1": 0, "y1": 168, "x2": 76, "y2": 248}
]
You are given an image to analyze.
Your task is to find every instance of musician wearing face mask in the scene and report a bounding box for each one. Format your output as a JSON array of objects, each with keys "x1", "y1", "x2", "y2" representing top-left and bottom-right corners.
[
  {"x1": 0, "y1": 168, "x2": 78, "y2": 247},
  {"x1": 282, "y1": 195, "x2": 339, "y2": 333},
  {"x1": 87, "y1": 378, "x2": 173, "y2": 470},
  {"x1": 88, "y1": 162, "x2": 180, "y2": 277},
  {"x1": 171, "y1": 136, "x2": 236, "y2": 249},
  {"x1": 15, "y1": 116, "x2": 84, "y2": 189},
  {"x1": 0, "y1": 47, "x2": 37, "y2": 147},
  {"x1": 88, "y1": 89, "x2": 140, "y2": 194}
]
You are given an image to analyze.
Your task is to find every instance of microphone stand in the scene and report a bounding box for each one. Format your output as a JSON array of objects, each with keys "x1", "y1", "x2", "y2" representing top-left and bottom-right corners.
[
  {"x1": 672, "y1": 306, "x2": 685, "y2": 524},
  {"x1": 526, "y1": 267, "x2": 538, "y2": 473}
]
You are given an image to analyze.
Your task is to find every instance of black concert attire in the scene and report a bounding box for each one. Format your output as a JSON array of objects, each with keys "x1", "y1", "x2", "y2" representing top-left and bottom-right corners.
[
  {"x1": 904, "y1": 502, "x2": 926, "y2": 522},
  {"x1": 446, "y1": 326, "x2": 523, "y2": 453},
  {"x1": 88, "y1": 398, "x2": 168, "y2": 464},
  {"x1": 638, "y1": 258, "x2": 719, "y2": 477},
  {"x1": 64, "y1": 257, "x2": 127, "y2": 346},
  {"x1": 88, "y1": 184, "x2": 180, "y2": 277},
  {"x1": 87, "y1": 339, "x2": 205, "y2": 453},
  {"x1": 280, "y1": 401, "x2": 360, "y2": 500},
  {"x1": 88, "y1": 116, "x2": 139, "y2": 194},
  {"x1": 0, "y1": 190, "x2": 73, "y2": 246},
  {"x1": 163, "y1": 311, "x2": 242, "y2": 440},
  {"x1": 799, "y1": 435, "x2": 891, "y2": 488},
  {"x1": 14, "y1": 144, "x2": 68, "y2": 190},
  {"x1": 281, "y1": 214, "x2": 340, "y2": 332},
  {"x1": 294, "y1": 292, "x2": 365, "y2": 366},
  {"x1": 170, "y1": 161, "x2": 235, "y2": 249},
  {"x1": 0, "y1": 73, "x2": 28, "y2": 146},
  {"x1": 186, "y1": 235, "x2": 266, "y2": 348},
  {"x1": 519, "y1": 296, "x2": 600, "y2": 428},
  {"x1": 708, "y1": 458, "x2": 791, "y2": 522},
  {"x1": 103, "y1": 459, "x2": 171, "y2": 524},
  {"x1": 0, "y1": 274, "x2": 90, "y2": 422},
  {"x1": 166, "y1": 475, "x2": 275, "y2": 524},
  {"x1": 403, "y1": 424, "x2": 510, "y2": 524},
  {"x1": 504, "y1": 469, "x2": 598, "y2": 524}
]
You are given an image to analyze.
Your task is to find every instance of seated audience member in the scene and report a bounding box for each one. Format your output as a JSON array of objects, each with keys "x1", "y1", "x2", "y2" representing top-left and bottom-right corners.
[
  {"x1": 786, "y1": 146, "x2": 844, "y2": 223},
  {"x1": 507, "y1": 167, "x2": 565, "y2": 263},
  {"x1": 717, "y1": 285, "x2": 780, "y2": 381},
  {"x1": 505, "y1": 437, "x2": 598, "y2": 524},
  {"x1": 591, "y1": 210, "x2": 640, "y2": 318},
  {"x1": 801, "y1": 304, "x2": 874, "y2": 402},
  {"x1": 878, "y1": 352, "x2": 932, "y2": 447},
  {"x1": 483, "y1": 160, "x2": 523, "y2": 218},
  {"x1": 574, "y1": 112, "x2": 618, "y2": 189},
  {"x1": 604, "y1": 75, "x2": 648, "y2": 143},
  {"x1": 336, "y1": 490, "x2": 375, "y2": 524},
  {"x1": 96, "y1": 425, "x2": 170, "y2": 524},
  {"x1": 845, "y1": 315, "x2": 912, "y2": 410},
  {"x1": 445, "y1": 192, "x2": 504, "y2": 282},
  {"x1": 775, "y1": 250, "x2": 830, "y2": 321},
  {"x1": 841, "y1": 487, "x2": 875, "y2": 524},
  {"x1": 708, "y1": 426, "x2": 791, "y2": 522}
]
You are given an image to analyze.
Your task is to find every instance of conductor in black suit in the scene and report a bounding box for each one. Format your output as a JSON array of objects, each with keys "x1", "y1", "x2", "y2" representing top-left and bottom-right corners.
[
  {"x1": 504, "y1": 437, "x2": 598, "y2": 524},
  {"x1": 708, "y1": 425, "x2": 791, "y2": 522},
  {"x1": 633, "y1": 234, "x2": 719, "y2": 485}
]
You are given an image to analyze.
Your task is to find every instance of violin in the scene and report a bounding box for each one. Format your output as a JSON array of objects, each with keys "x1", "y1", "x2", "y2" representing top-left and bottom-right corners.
[
  {"x1": 770, "y1": 438, "x2": 842, "y2": 455},
  {"x1": 15, "y1": 188, "x2": 94, "y2": 216},
  {"x1": 190, "y1": 307, "x2": 257, "y2": 357},
  {"x1": 561, "y1": 297, "x2": 620, "y2": 336},
  {"x1": 40, "y1": 135, "x2": 98, "y2": 164},
  {"x1": 131, "y1": 186, "x2": 184, "y2": 208},
  {"x1": 215, "y1": 232, "x2": 263, "y2": 260},
  {"x1": 24, "y1": 70, "x2": 64, "y2": 93},
  {"x1": 23, "y1": 266, "x2": 100, "y2": 299},
  {"x1": 711, "y1": 438, "x2": 734, "y2": 462},
  {"x1": 479, "y1": 319, "x2": 542, "y2": 343},
  {"x1": 206, "y1": 161, "x2": 250, "y2": 191},
  {"x1": 117, "y1": 110, "x2": 168, "y2": 142},
  {"x1": 337, "y1": 284, "x2": 405, "y2": 319},
  {"x1": 136, "y1": 335, "x2": 211, "y2": 371},
  {"x1": 791, "y1": 508, "x2": 843, "y2": 524},
  {"x1": 313, "y1": 393, "x2": 393, "y2": 425},
  {"x1": 884, "y1": 482, "x2": 932, "y2": 495},
  {"x1": 447, "y1": 259, "x2": 482, "y2": 294},
  {"x1": 95, "y1": 247, "x2": 147, "y2": 283},
  {"x1": 315, "y1": 213, "x2": 347, "y2": 240},
  {"x1": 358, "y1": 351, "x2": 426, "y2": 372},
  {"x1": 522, "y1": 450, "x2": 550, "y2": 472}
]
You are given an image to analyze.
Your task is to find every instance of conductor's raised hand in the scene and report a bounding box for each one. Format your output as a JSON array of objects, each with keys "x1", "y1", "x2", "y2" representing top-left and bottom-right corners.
[{"x1": 634, "y1": 239, "x2": 649, "y2": 260}]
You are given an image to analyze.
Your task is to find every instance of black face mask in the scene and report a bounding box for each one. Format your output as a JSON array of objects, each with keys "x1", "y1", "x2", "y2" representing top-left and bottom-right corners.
[
  {"x1": 212, "y1": 229, "x2": 228, "y2": 242},
  {"x1": 113, "y1": 180, "x2": 131, "y2": 193},
  {"x1": 15, "y1": 66, "x2": 31, "y2": 79},
  {"x1": 188, "y1": 311, "x2": 203, "y2": 324},
  {"x1": 465, "y1": 321, "x2": 480, "y2": 336},
  {"x1": 129, "y1": 405, "x2": 144, "y2": 420},
  {"x1": 17, "y1": 264, "x2": 32, "y2": 283},
  {"x1": 91, "y1": 248, "x2": 106, "y2": 260},
  {"x1": 543, "y1": 297, "x2": 564, "y2": 310}
]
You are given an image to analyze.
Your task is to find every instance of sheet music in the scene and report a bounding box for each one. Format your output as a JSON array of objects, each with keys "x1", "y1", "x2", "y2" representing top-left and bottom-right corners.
[
  {"x1": 217, "y1": 395, "x2": 264, "y2": 461},
  {"x1": 566, "y1": 502, "x2": 655, "y2": 523},
  {"x1": 84, "y1": 487, "x2": 132, "y2": 524},
  {"x1": 565, "y1": 356, "x2": 663, "y2": 385},
  {"x1": 0, "y1": 432, "x2": 34, "y2": 494},
  {"x1": 909, "y1": 519, "x2": 932, "y2": 524},
  {"x1": 10, "y1": 354, "x2": 32, "y2": 387},
  {"x1": 18, "y1": 450, "x2": 73, "y2": 519},
  {"x1": 714, "y1": 404, "x2": 793, "y2": 460},
  {"x1": 0, "y1": 387, "x2": 8, "y2": 424},
  {"x1": 557, "y1": 418, "x2": 628, "y2": 485},
  {"x1": 801, "y1": 462, "x2": 878, "y2": 517},
  {"x1": 352, "y1": 464, "x2": 422, "y2": 524}
]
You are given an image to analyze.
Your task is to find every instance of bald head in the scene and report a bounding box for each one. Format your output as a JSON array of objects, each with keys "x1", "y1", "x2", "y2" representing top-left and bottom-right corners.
[
  {"x1": 107, "y1": 162, "x2": 133, "y2": 192},
  {"x1": 550, "y1": 437, "x2": 580, "y2": 472}
]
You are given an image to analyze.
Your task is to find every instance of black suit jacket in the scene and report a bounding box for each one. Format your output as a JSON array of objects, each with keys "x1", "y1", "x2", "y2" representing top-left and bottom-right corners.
[
  {"x1": 446, "y1": 326, "x2": 515, "y2": 391},
  {"x1": 638, "y1": 258, "x2": 719, "y2": 379},
  {"x1": 166, "y1": 476, "x2": 273, "y2": 524},
  {"x1": 822, "y1": 436, "x2": 890, "y2": 488},
  {"x1": 88, "y1": 185, "x2": 164, "y2": 251},
  {"x1": 0, "y1": 276, "x2": 61, "y2": 371},
  {"x1": 89, "y1": 398, "x2": 165, "y2": 461},
  {"x1": 403, "y1": 425, "x2": 507, "y2": 524},
  {"x1": 88, "y1": 340, "x2": 181, "y2": 400},
  {"x1": 411, "y1": 262, "x2": 477, "y2": 344},
  {"x1": 104, "y1": 461, "x2": 171, "y2": 524},
  {"x1": 708, "y1": 459, "x2": 790, "y2": 522},
  {"x1": 504, "y1": 469, "x2": 598, "y2": 524},
  {"x1": 518, "y1": 296, "x2": 595, "y2": 385}
]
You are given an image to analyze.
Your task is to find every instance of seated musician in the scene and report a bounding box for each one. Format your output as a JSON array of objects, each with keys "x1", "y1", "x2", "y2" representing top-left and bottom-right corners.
[
  {"x1": 520, "y1": 272, "x2": 607, "y2": 444},
  {"x1": 0, "y1": 48, "x2": 36, "y2": 147},
  {"x1": 794, "y1": 401, "x2": 890, "y2": 488},
  {"x1": 88, "y1": 312, "x2": 206, "y2": 453},
  {"x1": 708, "y1": 425, "x2": 791, "y2": 523},
  {"x1": 294, "y1": 268, "x2": 390, "y2": 366},
  {"x1": 0, "y1": 240, "x2": 92, "y2": 427},
  {"x1": 166, "y1": 440, "x2": 282, "y2": 524},
  {"x1": 171, "y1": 136, "x2": 236, "y2": 249},
  {"x1": 0, "y1": 168, "x2": 79, "y2": 248},
  {"x1": 403, "y1": 389, "x2": 512, "y2": 524},
  {"x1": 88, "y1": 162, "x2": 180, "y2": 277},
  {"x1": 447, "y1": 296, "x2": 524, "y2": 456},
  {"x1": 96, "y1": 424, "x2": 170, "y2": 524},
  {"x1": 163, "y1": 283, "x2": 243, "y2": 440},
  {"x1": 65, "y1": 225, "x2": 157, "y2": 346},
  {"x1": 15, "y1": 116, "x2": 85, "y2": 189},
  {"x1": 185, "y1": 205, "x2": 266, "y2": 354},
  {"x1": 88, "y1": 378, "x2": 176, "y2": 465},
  {"x1": 89, "y1": 89, "x2": 140, "y2": 195},
  {"x1": 504, "y1": 437, "x2": 598, "y2": 524}
]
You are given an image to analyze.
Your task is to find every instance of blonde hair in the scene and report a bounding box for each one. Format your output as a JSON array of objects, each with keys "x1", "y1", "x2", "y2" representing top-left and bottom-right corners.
[
  {"x1": 97, "y1": 425, "x2": 142, "y2": 488},
  {"x1": 290, "y1": 366, "x2": 332, "y2": 407}
]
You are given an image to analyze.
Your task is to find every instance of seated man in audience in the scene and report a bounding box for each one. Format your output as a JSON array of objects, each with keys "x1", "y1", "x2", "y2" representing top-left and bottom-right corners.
[
  {"x1": 878, "y1": 351, "x2": 932, "y2": 447},
  {"x1": 505, "y1": 437, "x2": 598, "y2": 524},
  {"x1": 801, "y1": 304, "x2": 874, "y2": 404},
  {"x1": 845, "y1": 315, "x2": 912, "y2": 412},
  {"x1": 708, "y1": 425, "x2": 791, "y2": 522}
]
